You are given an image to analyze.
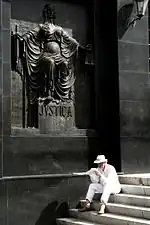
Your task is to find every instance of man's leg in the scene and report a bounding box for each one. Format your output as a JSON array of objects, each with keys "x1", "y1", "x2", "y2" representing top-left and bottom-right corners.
[
  {"x1": 101, "y1": 183, "x2": 112, "y2": 204},
  {"x1": 101, "y1": 183, "x2": 121, "y2": 204},
  {"x1": 97, "y1": 183, "x2": 111, "y2": 214},
  {"x1": 99, "y1": 183, "x2": 121, "y2": 214},
  {"x1": 86, "y1": 183, "x2": 103, "y2": 203},
  {"x1": 79, "y1": 183, "x2": 103, "y2": 212}
]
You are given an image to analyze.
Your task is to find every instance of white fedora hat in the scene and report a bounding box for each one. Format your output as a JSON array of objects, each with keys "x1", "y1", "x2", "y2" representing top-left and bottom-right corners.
[{"x1": 94, "y1": 155, "x2": 107, "y2": 164}]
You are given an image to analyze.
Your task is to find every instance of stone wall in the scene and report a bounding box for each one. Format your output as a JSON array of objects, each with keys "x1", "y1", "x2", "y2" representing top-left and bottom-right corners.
[
  {"x1": 118, "y1": 0, "x2": 150, "y2": 172},
  {"x1": 0, "y1": 1, "x2": 94, "y2": 224},
  {"x1": 0, "y1": 176, "x2": 89, "y2": 225}
]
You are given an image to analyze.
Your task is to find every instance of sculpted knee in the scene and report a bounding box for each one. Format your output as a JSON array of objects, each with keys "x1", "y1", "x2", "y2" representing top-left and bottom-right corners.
[
  {"x1": 49, "y1": 58, "x2": 55, "y2": 66},
  {"x1": 64, "y1": 61, "x2": 68, "y2": 67}
]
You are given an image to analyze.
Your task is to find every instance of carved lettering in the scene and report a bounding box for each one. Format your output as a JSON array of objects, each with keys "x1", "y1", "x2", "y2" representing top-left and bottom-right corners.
[
  {"x1": 67, "y1": 106, "x2": 72, "y2": 117},
  {"x1": 55, "y1": 106, "x2": 59, "y2": 116},
  {"x1": 39, "y1": 104, "x2": 72, "y2": 117},
  {"x1": 44, "y1": 105, "x2": 47, "y2": 116},
  {"x1": 62, "y1": 106, "x2": 67, "y2": 117},
  {"x1": 39, "y1": 104, "x2": 44, "y2": 116},
  {"x1": 48, "y1": 105, "x2": 54, "y2": 116}
]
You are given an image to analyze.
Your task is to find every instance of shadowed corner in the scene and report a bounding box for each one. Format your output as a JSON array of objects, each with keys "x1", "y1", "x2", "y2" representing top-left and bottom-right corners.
[
  {"x1": 117, "y1": 3, "x2": 134, "y2": 39},
  {"x1": 35, "y1": 201, "x2": 69, "y2": 225},
  {"x1": 35, "y1": 200, "x2": 58, "y2": 225},
  {"x1": 56, "y1": 201, "x2": 70, "y2": 218}
]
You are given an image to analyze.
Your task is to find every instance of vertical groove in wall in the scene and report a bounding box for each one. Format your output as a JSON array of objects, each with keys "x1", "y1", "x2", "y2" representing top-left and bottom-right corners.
[{"x1": 0, "y1": 0, "x2": 3, "y2": 177}]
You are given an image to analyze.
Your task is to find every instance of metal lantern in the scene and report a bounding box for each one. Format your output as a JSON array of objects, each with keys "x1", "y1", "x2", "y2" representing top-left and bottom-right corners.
[
  {"x1": 135, "y1": 0, "x2": 149, "y2": 19},
  {"x1": 127, "y1": 0, "x2": 149, "y2": 28}
]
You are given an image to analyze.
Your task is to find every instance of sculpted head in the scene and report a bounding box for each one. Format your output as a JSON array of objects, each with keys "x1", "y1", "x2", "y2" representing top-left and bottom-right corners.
[{"x1": 42, "y1": 4, "x2": 56, "y2": 23}]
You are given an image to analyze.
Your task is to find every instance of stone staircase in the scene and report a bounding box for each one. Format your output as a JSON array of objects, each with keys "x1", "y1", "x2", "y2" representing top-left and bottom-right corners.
[{"x1": 57, "y1": 173, "x2": 150, "y2": 225}]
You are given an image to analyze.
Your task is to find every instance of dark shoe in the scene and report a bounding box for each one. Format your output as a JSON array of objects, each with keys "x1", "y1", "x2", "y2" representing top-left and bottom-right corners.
[{"x1": 78, "y1": 201, "x2": 91, "y2": 212}]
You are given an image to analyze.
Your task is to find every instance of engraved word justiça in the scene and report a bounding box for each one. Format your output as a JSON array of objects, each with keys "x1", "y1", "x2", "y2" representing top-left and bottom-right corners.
[{"x1": 39, "y1": 104, "x2": 72, "y2": 117}]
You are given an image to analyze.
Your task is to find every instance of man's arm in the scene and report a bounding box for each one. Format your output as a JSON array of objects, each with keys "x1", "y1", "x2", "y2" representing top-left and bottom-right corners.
[
  {"x1": 99, "y1": 167, "x2": 118, "y2": 185},
  {"x1": 72, "y1": 172, "x2": 88, "y2": 176},
  {"x1": 72, "y1": 168, "x2": 98, "y2": 176}
]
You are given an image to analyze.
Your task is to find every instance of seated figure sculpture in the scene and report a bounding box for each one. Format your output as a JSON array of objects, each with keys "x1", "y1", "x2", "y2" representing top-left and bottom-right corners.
[
  {"x1": 14, "y1": 4, "x2": 88, "y2": 128},
  {"x1": 23, "y1": 4, "x2": 79, "y2": 102}
]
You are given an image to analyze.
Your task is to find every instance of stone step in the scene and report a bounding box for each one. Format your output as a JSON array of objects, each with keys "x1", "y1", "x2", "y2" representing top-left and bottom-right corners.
[
  {"x1": 109, "y1": 193, "x2": 150, "y2": 207},
  {"x1": 57, "y1": 218, "x2": 101, "y2": 225},
  {"x1": 91, "y1": 201, "x2": 150, "y2": 220},
  {"x1": 69, "y1": 209, "x2": 150, "y2": 225},
  {"x1": 119, "y1": 174, "x2": 150, "y2": 186},
  {"x1": 121, "y1": 184, "x2": 150, "y2": 196},
  {"x1": 106, "y1": 203, "x2": 150, "y2": 220}
]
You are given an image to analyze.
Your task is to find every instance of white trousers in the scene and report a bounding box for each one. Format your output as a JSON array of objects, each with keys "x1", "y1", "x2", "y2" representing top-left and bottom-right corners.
[{"x1": 86, "y1": 182, "x2": 121, "y2": 204}]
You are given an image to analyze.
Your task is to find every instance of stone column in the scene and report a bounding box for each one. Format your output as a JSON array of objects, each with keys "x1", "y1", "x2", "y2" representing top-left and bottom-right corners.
[
  {"x1": 0, "y1": 0, "x2": 2, "y2": 177},
  {"x1": 2, "y1": 0, "x2": 11, "y2": 136},
  {"x1": 93, "y1": 0, "x2": 121, "y2": 171}
]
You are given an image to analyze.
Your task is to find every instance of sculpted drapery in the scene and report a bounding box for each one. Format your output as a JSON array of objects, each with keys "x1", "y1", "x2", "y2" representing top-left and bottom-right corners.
[{"x1": 23, "y1": 22, "x2": 79, "y2": 103}]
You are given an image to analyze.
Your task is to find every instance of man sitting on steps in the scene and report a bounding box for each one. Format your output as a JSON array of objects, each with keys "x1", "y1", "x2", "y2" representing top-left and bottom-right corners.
[{"x1": 73, "y1": 155, "x2": 121, "y2": 214}]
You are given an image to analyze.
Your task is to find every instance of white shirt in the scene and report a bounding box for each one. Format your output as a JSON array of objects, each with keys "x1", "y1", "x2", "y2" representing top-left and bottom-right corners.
[
  {"x1": 85, "y1": 164, "x2": 120, "y2": 186},
  {"x1": 98, "y1": 164, "x2": 120, "y2": 186}
]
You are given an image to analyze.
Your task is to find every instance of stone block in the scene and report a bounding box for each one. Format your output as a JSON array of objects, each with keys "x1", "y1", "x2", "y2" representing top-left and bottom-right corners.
[
  {"x1": 0, "y1": 58, "x2": 2, "y2": 135},
  {"x1": 118, "y1": 42, "x2": 148, "y2": 73},
  {"x1": 0, "y1": 181, "x2": 7, "y2": 225},
  {"x1": 0, "y1": 31, "x2": 2, "y2": 58},
  {"x1": 69, "y1": 208, "x2": 150, "y2": 225},
  {"x1": 68, "y1": 176, "x2": 89, "y2": 207},
  {"x1": 3, "y1": 136, "x2": 88, "y2": 176},
  {"x1": 120, "y1": 17, "x2": 148, "y2": 44},
  {"x1": 39, "y1": 102, "x2": 75, "y2": 134},
  {"x1": 2, "y1": 1, "x2": 11, "y2": 29},
  {"x1": 7, "y1": 176, "x2": 88, "y2": 225},
  {"x1": 119, "y1": 173, "x2": 150, "y2": 185},
  {"x1": 3, "y1": 96, "x2": 11, "y2": 135},
  {"x1": 119, "y1": 71, "x2": 150, "y2": 101},
  {"x1": 2, "y1": 29, "x2": 11, "y2": 63},
  {"x1": 11, "y1": 96, "x2": 23, "y2": 127},
  {"x1": 6, "y1": 178, "x2": 61, "y2": 225},
  {"x1": 121, "y1": 138, "x2": 150, "y2": 173},
  {"x1": 106, "y1": 203, "x2": 150, "y2": 220},
  {"x1": 0, "y1": 1, "x2": 1, "y2": 28},
  {"x1": 0, "y1": 138, "x2": 2, "y2": 177},
  {"x1": 120, "y1": 100, "x2": 150, "y2": 137},
  {"x1": 110, "y1": 193, "x2": 150, "y2": 207},
  {"x1": 3, "y1": 61, "x2": 11, "y2": 97},
  {"x1": 121, "y1": 184, "x2": 150, "y2": 196}
]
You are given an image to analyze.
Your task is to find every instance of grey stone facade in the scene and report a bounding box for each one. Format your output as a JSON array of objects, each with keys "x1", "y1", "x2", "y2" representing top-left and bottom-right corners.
[
  {"x1": 0, "y1": 1, "x2": 92, "y2": 224},
  {"x1": 118, "y1": 0, "x2": 150, "y2": 172},
  {"x1": 0, "y1": 0, "x2": 150, "y2": 224}
]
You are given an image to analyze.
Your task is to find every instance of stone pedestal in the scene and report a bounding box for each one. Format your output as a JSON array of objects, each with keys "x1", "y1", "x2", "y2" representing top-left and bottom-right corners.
[{"x1": 38, "y1": 101, "x2": 75, "y2": 134}]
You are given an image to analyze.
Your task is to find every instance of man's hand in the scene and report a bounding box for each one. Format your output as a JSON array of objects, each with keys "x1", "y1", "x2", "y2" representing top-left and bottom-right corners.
[
  {"x1": 94, "y1": 170, "x2": 101, "y2": 176},
  {"x1": 88, "y1": 168, "x2": 101, "y2": 177}
]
